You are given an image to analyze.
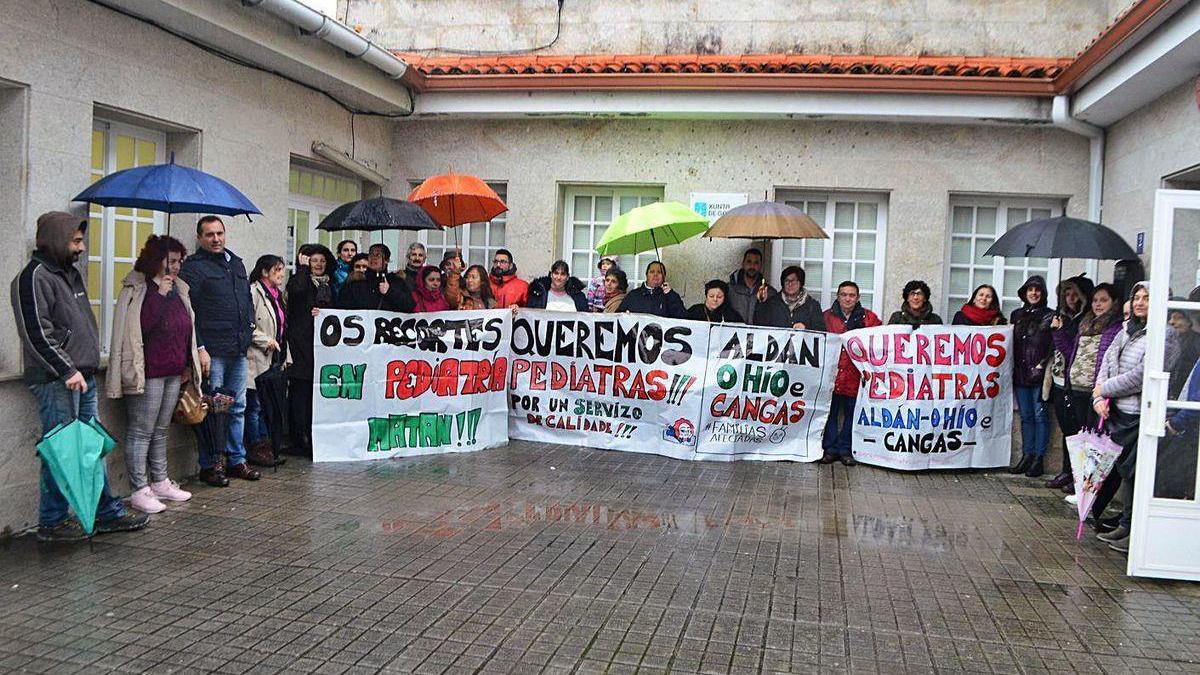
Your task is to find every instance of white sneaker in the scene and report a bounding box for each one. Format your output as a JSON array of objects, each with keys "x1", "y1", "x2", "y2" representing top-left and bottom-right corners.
[
  {"x1": 130, "y1": 486, "x2": 166, "y2": 514},
  {"x1": 1065, "y1": 494, "x2": 1079, "y2": 505},
  {"x1": 150, "y1": 479, "x2": 192, "y2": 502}
]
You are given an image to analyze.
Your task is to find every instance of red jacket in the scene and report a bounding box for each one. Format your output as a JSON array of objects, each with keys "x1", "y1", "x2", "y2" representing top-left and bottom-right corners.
[
  {"x1": 489, "y1": 273, "x2": 529, "y2": 308},
  {"x1": 824, "y1": 306, "x2": 882, "y2": 397}
]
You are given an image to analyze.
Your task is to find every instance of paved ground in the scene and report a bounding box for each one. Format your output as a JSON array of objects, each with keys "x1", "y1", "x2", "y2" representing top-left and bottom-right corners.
[{"x1": 1, "y1": 442, "x2": 1199, "y2": 675}]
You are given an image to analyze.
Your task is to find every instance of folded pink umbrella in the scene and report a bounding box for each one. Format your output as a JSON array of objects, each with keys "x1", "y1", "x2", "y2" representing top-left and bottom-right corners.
[{"x1": 1066, "y1": 408, "x2": 1125, "y2": 540}]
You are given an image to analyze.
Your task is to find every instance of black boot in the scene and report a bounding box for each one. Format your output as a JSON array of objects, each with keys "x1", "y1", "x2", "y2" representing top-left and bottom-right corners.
[
  {"x1": 1007, "y1": 454, "x2": 1033, "y2": 474},
  {"x1": 1024, "y1": 457, "x2": 1045, "y2": 478}
]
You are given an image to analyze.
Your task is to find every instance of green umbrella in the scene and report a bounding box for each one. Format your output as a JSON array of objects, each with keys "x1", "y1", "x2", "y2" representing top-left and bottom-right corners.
[
  {"x1": 595, "y1": 201, "x2": 709, "y2": 258},
  {"x1": 36, "y1": 418, "x2": 116, "y2": 535}
]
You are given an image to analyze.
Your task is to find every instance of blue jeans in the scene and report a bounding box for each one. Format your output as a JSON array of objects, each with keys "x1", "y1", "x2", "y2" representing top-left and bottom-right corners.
[
  {"x1": 822, "y1": 393, "x2": 856, "y2": 458},
  {"x1": 244, "y1": 389, "x2": 268, "y2": 445},
  {"x1": 1015, "y1": 385, "x2": 1050, "y2": 459},
  {"x1": 28, "y1": 375, "x2": 127, "y2": 528},
  {"x1": 199, "y1": 355, "x2": 247, "y2": 469}
]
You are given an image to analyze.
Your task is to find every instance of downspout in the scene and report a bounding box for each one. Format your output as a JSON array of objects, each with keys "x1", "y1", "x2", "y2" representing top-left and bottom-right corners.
[
  {"x1": 1051, "y1": 95, "x2": 1105, "y2": 279},
  {"x1": 241, "y1": 0, "x2": 409, "y2": 79}
]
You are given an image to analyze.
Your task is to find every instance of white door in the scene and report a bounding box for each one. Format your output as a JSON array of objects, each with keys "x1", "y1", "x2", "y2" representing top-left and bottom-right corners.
[{"x1": 1128, "y1": 189, "x2": 1200, "y2": 580}]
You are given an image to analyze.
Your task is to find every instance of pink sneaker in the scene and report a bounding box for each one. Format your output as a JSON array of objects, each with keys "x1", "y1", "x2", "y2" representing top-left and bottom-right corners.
[
  {"x1": 131, "y1": 487, "x2": 165, "y2": 514},
  {"x1": 150, "y1": 479, "x2": 192, "y2": 502}
]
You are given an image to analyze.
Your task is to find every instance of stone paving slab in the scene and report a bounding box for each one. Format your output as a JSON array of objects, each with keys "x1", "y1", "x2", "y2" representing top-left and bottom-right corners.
[{"x1": 1, "y1": 441, "x2": 1199, "y2": 674}]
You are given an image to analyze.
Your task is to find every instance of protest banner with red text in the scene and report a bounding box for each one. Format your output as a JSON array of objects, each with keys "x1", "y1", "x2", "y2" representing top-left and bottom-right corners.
[
  {"x1": 695, "y1": 323, "x2": 840, "y2": 461},
  {"x1": 507, "y1": 310, "x2": 709, "y2": 460},
  {"x1": 312, "y1": 309, "x2": 512, "y2": 462},
  {"x1": 842, "y1": 324, "x2": 1013, "y2": 470}
]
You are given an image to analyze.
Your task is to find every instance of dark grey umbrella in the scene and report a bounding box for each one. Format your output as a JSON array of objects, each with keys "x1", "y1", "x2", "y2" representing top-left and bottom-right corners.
[
  {"x1": 982, "y1": 216, "x2": 1137, "y2": 260},
  {"x1": 317, "y1": 197, "x2": 438, "y2": 232}
]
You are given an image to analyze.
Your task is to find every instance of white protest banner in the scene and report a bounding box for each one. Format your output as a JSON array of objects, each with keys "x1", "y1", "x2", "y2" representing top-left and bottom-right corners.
[
  {"x1": 312, "y1": 309, "x2": 512, "y2": 462},
  {"x1": 843, "y1": 324, "x2": 1013, "y2": 470},
  {"x1": 508, "y1": 310, "x2": 709, "y2": 460},
  {"x1": 695, "y1": 323, "x2": 840, "y2": 461}
]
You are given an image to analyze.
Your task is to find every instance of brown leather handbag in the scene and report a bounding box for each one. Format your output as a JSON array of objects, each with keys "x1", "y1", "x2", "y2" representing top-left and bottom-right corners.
[{"x1": 173, "y1": 372, "x2": 207, "y2": 425}]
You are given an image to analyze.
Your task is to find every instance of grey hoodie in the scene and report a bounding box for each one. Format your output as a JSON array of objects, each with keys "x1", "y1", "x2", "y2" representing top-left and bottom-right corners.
[{"x1": 10, "y1": 212, "x2": 100, "y2": 384}]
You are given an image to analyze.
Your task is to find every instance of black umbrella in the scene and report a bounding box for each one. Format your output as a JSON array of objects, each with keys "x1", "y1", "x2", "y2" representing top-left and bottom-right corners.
[
  {"x1": 254, "y1": 355, "x2": 289, "y2": 471},
  {"x1": 982, "y1": 216, "x2": 1137, "y2": 260},
  {"x1": 192, "y1": 387, "x2": 235, "y2": 470},
  {"x1": 317, "y1": 197, "x2": 438, "y2": 232}
]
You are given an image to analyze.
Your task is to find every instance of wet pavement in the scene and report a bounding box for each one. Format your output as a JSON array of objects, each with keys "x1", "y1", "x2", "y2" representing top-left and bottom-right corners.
[{"x1": 1, "y1": 441, "x2": 1199, "y2": 674}]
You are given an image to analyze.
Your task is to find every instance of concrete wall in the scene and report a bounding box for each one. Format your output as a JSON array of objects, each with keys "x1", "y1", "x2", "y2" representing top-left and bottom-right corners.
[
  {"x1": 391, "y1": 117, "x2": 1090, "y2": 314},
  {"x1": 0, "y1": 0, "x2": 394, "y2": 534},
  {"x1": 1103, "y1": 79, "x2": 1200, "y2": 296},
  {"x1": 346, "y1": 0, "x2": 1132, "y2": 58}
]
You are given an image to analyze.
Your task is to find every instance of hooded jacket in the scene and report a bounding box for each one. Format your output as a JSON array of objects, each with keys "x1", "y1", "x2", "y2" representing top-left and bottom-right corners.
[
  {"x1": 106, "y1": 270, "x2": 203, "y2": 398},
  {"x1": 527, "y1": 275, "x2": 588, "y2": 311},
  {"x1": 411, "y1": 266, "x2": 452, "y2": 313},
  {"x1": 178, "y1": 246, "x2": 254, "y2": 358},
  {"x1": 10, "y1": 212, "x2": 101, "y2": 384},
  {"x1": 489, "y1": 267, "x2": 529, "y2": 308},
  {"x1": 1010, "y1": 275, "x2": 1055, "y2": 388},
  {"x1": 726, "y1": 270, "x2": 776, "y2": 325}
]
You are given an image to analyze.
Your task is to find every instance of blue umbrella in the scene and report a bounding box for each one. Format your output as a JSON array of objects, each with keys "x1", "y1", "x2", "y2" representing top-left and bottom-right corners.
[{"x1": 73, "y1": 153, "x2": 261, "y2": 220}]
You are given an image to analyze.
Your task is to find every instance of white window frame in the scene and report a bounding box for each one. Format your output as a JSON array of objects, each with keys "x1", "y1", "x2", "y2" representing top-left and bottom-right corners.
[
  {"x1": 287, "y1": 166, "x2": 361, "y2": 270},
  {"x1": 418, "y1": 182, "x2": 508, "y2": 270},
  {"x1": 90, "y1": 119, "x2": 165, "y2": 354},
  {"x1": 944, "y1": 196, "x2": 1064, "y2": 318},
  {"x1": 770, "y1": 191, "x2": 888, "y2": 311},
  {"x1": 562, "y1": 185, "x2": 665, "y2": 287}
]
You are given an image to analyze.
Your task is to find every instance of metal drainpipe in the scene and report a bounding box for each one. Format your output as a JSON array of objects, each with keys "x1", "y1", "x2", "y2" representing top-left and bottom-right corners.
[
  {"x1": 240, "y1": 0, "x2": 409, "y2": 79},
  {"x1": 1051, "y1": 95, "x2": 1105, "y2": 279}
]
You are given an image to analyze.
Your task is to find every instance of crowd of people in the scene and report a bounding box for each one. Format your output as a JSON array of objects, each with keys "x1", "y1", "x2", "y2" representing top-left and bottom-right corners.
[{"x1": 11, "y1": 212, "x2": 1200, "y2": 551}]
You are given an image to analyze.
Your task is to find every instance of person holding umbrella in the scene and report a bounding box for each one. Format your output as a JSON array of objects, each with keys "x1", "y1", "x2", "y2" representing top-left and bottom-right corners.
[
  {"x1": 1044, "y1": 275, "x2": 1095, "y2": 493},
  {"x1": 339, "y1": 243, "x2": 414, "y2": 313},
  {"x1": 440, "y1": 250, "x2": 465, "y2": 309},
  {"x1": 888, "y1": 280, "x2": 943, "y2": 327},
  {"x1": 285, "y1": 245, "x2": 336, "y2": 458},
  {"x1": 754, "y1": 266, "x2": 826, "y2": 331},
  {"x1": 11, "y1": 211, "x2": 149, "y2": 540},
  {"x1": 178, "y1": 216, "x2": 259, "y2": 486},
  {"x1": 727, "y1": 248, "x2": 776, "y2": 324},
  {"x1": 618, "y1": 261, "x2": 686, "y2": 318},
  {"x1": 107, "y1": 234, "x2": 200, "y2": 513},
  {"x1": 687, "y1": 279, "x2": 743, "y2": 323}
]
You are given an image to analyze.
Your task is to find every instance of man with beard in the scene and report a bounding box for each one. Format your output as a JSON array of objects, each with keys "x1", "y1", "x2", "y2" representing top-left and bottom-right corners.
[
  {"x1": 404, "y1": 242, "x2": 426, "y2": 287},
  {"x1": 489, "y1": 248, "x2": 529, "y2": 308},
  {"x1": 11, "y1": 211, "x2": 149, "y2": 541},
  {"x1": 726, "y1": 247, "x2": 776, "y2": 323}
]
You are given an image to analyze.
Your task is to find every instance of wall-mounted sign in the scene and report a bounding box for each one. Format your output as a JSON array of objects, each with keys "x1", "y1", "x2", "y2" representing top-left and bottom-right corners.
[{"x1": 690, "y1": 192, "x2": 749, "y2": 224}]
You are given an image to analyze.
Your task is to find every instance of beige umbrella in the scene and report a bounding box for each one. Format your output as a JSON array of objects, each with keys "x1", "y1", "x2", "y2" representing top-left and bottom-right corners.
[{"x1": 704, "y1": 201, "x2": 829, "y2": 239}]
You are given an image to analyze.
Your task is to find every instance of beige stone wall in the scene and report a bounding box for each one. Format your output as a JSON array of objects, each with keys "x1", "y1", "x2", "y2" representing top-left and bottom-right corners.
[
  {"x1": 0, "y1": 0, "x2": 394, "y2": 533},
  {"x1": 346, "y1": 0, "x2": 1133, "y2": 57},
  {"x1": 391, "y1": 117, "x2": 1090, "y2": 316},
  {"x1": 1103, "y1": 80, "x2": 1200, "y2": 296}
]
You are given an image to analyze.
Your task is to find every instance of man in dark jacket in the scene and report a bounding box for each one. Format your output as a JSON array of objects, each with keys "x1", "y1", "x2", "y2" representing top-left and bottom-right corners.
[
  {"x1": 754, "y1": 266, "x2": 826, "y2": 331},
  {"x1": 178, "y1": 216, "x2": 261, "y2": 486},
  {"x1": 726, "y1": 248, "x2": 776, "y2": 324},
  {"x1": 403, "y1": 242, "x2": 426, "y2": 287},
  {"x1": 11, "y1": 211, "x2": 149, "y2": 541},
  {"x1": 339, "y1": 243, "x2": 415, "y2": 312}
]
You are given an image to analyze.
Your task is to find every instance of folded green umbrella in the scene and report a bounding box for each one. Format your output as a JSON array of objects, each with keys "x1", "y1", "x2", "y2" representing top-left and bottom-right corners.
[
  {"x1": 36, "y1": 418, "x2": 116, "y2": 535},
  {"x1": 595, "y1": 201, "x2": 709, "y2": 257}
]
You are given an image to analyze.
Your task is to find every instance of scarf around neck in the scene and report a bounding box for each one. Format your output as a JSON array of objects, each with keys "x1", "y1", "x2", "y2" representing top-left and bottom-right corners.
[
  {"x1": 959, "y1": 302, "x2": 1000, "y2": 325},
  {"x1": 782, "y1": 289, "x2": 808, "y2": 312}
]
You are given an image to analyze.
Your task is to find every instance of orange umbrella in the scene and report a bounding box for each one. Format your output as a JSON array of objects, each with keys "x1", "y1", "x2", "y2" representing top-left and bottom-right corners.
[{"x1": 407, "y1": 173, "x2": 508, "y2": 227}]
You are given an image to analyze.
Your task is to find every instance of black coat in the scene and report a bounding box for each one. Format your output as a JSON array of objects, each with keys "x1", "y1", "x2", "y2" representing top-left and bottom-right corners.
[
  {"x1": 178, "y1": 248, "x2": 253, "y2": 358},
  {"x1": 617, "y1": 285, "x2": 686, "y2": 319},
  {"x1": 527, "y1": 276, "x2": 588, "y2": 311},
  {"x1": 686, "y1": 302, "x2": 744, "y2": 324},
  {"x1": 338, "y1": 272, "x2": 415, "y2": 313},
  {"x1": 754, "y1": 294, "x2": 826, "y2": 331},
  {"x1": 285, "y1": 267, "x2": 336, "y2": 380}
]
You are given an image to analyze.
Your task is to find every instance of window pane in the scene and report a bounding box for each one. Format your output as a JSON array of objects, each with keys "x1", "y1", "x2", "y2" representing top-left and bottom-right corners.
[
  {"x1": 572, "y1": 253, "x2": 590, "y2": 275},
  {"x1": 973, "y1": 239, "x2": 993, "y2": 265},
  {"x1": 572, "y1": 223, "x2": 591, "y2": 249},
  {"x1": 949, "y1": 268, "x2": 970, "y2": 295},
  {"x1": 834, "y1": 202, "x2": 855, "y2": 230},
  {"x1": 832, "y1": 233, "x2": 853, "y2": 259},
  {"x1": 87, "y1": 261, "x2": 101, "y2": 299},
  {"x1": 619, "y1": 196, "x2": 640, "y2": 215},
  {"x1": 289, "y1": 169, "x2": 299, "y2": 193},
  {"x1": 855, "y1": 232, "x2": 876, "y2": 259},
  {"x1": 1027, "y1": 257, "x2": 1048, "y2": 269},
  {"x1": 112, "y1": 262, "x2": 132, "y2": 298},
  {"x1": 831, "y1": 262, "x2": 852, "y2": 286},
  {"x1": 1004, "y1": 270, "x2": 1025, "y2": 294},
  {"x1": 950, "y1": 237, "x2": 971, "y2": 263},
  {"x1": 136, "y1": 221, "x2": 152, "y2": 250},
  {"x1": 114, "y1": 219, "x2": 133, "y2": 259},
  {"x1": 573, "y1": 196, "x2": 592, "y2": 222},
  {"x1": 856, "y1": 265, "x2": 874, "y2": 290},
  {"x1": 976, "y1": 208, "x2": 997, "y2": 234},
  {"x1": 860, "y1": 292, "x2": 873, "y2": 310},
  {"x1": 91, "y1": 131, "x2": 105, "y2": 172},
  {"x1": 1007, "y1": 207, "x2": 1028, "y2": 230},
  {"x1": 857, "y1": 203, "x2": 878, "y2": 231},
  {"x1": 781, "y1": 239, "x2": 803, "y2": 260},
  {"x1": 136, "y1": 138, "x2": 156, "y2": 167},
  {"x1": 952, "y1": 206, "x2": 973, "y2": 234},
  {"x1": 115, "y1": 135, "x2": 135, "y2": 170},
  {"x1": 1031, "y1": 208, "x2": 1052, "y2": 220},
  {"x1": 490, "y1": 221, "x2": 505, "y2": 245},
  {"x1": 595, "y1": 196, "x2": 612, "y2": 222},
  {"x1": 805, "y1": 202, "x2": 826, "y2": 226},
  {"x1": 804, "y1": 263, "x2": 823, "y2": 290}
]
